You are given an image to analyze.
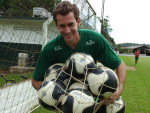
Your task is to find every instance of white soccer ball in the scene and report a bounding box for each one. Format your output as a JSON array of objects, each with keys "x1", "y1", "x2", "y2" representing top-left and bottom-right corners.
[
  {"x1": 87, "y1": 67, "x2": 119, "y2": 99},
  {"x1": 98, "y1": 96, "x2": 126, "y2": 113},
  {"x1": 61, "y1": 89, "x2": 95, "y2": 113},
  {"x1": 38, "y1": 79, "x2": 66, "y2": 110},
  {"x1": 44, "y1": 63, "x2": 65, "y2": 81},
  {"x1": 64, "y1": 52, "x2": 95, "y2": 81}
]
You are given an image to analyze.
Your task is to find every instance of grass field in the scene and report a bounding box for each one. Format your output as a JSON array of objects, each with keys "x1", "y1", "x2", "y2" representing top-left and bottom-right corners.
[
  {"x1": 0, "y1": 72, "x2": 33, "y2": 87},
  {"x1": 32, "y1": 55, "x2": 150, "y2": 113},
  {"x1": 121, "y1": 55, "x2": 150, "y2": 113}
]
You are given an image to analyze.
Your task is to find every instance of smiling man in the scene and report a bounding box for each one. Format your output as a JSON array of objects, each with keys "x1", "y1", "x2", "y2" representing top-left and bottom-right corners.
[{"x1": 32, "y1": 1, "x2": 126, "y2": 112}]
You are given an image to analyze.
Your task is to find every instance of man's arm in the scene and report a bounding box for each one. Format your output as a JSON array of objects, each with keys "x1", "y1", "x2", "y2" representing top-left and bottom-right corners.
[
  {"x1": 32, "y1": 78, "x2": 43, "y2": 90},
  {"x1": 103, "y1": 61, "x2": 126, "y2": 105},
  {"x1": 116, "y1": 61, "x2": 126, "y2": 97}
]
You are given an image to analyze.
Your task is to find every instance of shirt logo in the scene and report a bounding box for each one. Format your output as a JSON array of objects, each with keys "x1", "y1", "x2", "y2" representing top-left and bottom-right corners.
[
  {"x1": 54, "y1": 46, "x2": 62, "y2": 51},
  {"x1": 86, "y1": 40, "x2": 95, "y2": 45}
]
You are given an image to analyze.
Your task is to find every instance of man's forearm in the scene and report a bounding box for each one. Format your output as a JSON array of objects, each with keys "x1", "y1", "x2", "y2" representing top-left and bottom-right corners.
[{"x1": 116, "y1": 61, "x2": 126, "y2": 95}]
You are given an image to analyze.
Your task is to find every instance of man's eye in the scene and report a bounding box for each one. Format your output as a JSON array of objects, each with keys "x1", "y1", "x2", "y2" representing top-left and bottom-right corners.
[
  {"x1": 68, "y1": 23, "x2": 74, "y2": 27},
  {"x1": 59, "y1": 25, "x2": 65, "y2": 28}
]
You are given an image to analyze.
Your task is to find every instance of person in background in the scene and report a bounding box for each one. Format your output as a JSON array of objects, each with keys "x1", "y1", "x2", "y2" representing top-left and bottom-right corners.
[
  {"x1": 31, "y1": 1, "x2": 126, "y2": 112},
  {"x1": 115, "y1": 48, "x2": 119, "y2": 56},
  {"x1": 134, "y1": 49, "x2": 140, "y2": 64}
]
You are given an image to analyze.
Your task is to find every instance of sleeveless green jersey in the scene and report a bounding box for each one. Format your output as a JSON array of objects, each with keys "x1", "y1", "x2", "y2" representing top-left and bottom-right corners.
[{"x1": 33, "y1": 29, "x2": 121, "y2": 81}]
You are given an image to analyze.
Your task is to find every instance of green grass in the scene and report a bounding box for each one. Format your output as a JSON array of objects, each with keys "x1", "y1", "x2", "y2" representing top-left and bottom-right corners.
[
  {"x1": 121, "y1": 56, "x2": 150, "y2": 113},
  {"x1": 0, "y1": 72, "x2": 33, "y2": 87},
  {"x1": 32, "y1": 56, "x2": 150, "y2": 113}
]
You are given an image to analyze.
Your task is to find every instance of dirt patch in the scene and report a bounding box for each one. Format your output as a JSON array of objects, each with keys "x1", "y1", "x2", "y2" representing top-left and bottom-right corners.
[
  {"x1": 126, "y1": 66, "x2": 136, "y2": 71},
  {"x1": 0, "y1": 66, "x2": 35, "y2": 74},
  {"x1": 0, "y1": 68, "x2": 10, "y2": 74}
]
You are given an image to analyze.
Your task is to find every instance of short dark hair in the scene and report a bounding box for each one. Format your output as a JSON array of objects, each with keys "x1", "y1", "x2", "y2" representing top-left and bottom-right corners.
[{"x1": 52, "y1": 1, "x2": 79, "y2": 24}]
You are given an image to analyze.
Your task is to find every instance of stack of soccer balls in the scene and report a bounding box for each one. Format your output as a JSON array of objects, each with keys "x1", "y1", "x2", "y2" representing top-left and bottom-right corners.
[{"x1": 37, "y1": 52, "x2": 125, "y2": 113}]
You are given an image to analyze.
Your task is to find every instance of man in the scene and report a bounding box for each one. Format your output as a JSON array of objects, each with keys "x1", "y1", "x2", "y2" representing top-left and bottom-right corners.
[
  {"x1": 134, "y1": 49, "x2": 140, "y2": 64},
  {"x1": 32, "y1": 1, "x2": 126, "y2": 111},
  {"x1": 115, "y1": 48, "x2": 119, "y2": 56}
]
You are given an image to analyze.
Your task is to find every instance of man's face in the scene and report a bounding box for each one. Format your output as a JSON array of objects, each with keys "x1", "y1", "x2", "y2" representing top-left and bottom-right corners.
[{"x1": 56, "y1": 12, "x2": 80, "y2": 43}]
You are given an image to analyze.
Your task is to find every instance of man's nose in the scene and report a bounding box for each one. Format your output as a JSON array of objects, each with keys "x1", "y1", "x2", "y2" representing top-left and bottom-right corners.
[{"x1": 64, "y1": 26, "x2": 70, "y2": 33}]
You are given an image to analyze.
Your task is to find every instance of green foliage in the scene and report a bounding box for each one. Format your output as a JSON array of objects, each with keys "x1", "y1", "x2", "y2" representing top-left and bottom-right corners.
[
  {"x1": 100, "y1": 16, "x2": 116, "y2": 46},
  {"x1": 0, "y1": 0, "x2": 61, "y2": 17},
  {"x1": 117, "y1": 43, "x2": 150, "y2": 47}
]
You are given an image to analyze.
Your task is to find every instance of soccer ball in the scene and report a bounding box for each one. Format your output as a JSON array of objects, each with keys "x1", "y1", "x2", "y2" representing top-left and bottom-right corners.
[
  {"x1": 44, "y1": 63, "x2": 65, "y2": 81},
  {"x1": 61, "y1": 89, "x2": 95, "y2": 113},
  {"x1": 87, "y1": 67, "x2": 119, "y2": 99},
  {"x1": 38, "y1": 79, "x2": 66, "y2": 110},
  {"x1": 68, "y1": 82, "x2": 88, "y2": 91},
  {"x1": 64, "y1": 52, "x2": 95, "y2": 81},
  {"x1": 98, "y1": 96, "x2": 126, "y2": 113}
]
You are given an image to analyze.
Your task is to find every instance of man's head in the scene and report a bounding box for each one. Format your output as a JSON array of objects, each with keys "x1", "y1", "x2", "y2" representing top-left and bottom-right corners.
[
  {"x1": 52, "y1": 1, "x2": 81, "y2": 45},
  {"x1": 52, "y1": 1, "x2": 80, "y2": 24}
]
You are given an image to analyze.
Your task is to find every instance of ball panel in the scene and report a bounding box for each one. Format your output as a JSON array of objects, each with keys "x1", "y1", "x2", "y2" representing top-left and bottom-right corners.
[
  {"x1": 61, "y1": 89, "x2": 95, "y2": 113},
  {"x1": 68, "y1": 82, "x2": 88, "y2": 91}
]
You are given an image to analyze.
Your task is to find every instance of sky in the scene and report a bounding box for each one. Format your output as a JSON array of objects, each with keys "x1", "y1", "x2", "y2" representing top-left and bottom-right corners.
[{"x1": 88, "y1": 0, "x2": 150, "y2": 44}]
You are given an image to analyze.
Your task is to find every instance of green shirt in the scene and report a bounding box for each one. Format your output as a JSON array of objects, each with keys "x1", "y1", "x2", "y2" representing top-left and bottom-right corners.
[{"x1": 33, "y1": 29, "x2": 121, "y2": 81}]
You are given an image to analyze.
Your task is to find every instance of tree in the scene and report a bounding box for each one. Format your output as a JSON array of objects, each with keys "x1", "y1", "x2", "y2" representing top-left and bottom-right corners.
[
  {"x1": 99, "y1": 16, "x2": 116, "y2": 46},
  {"x1": 0, "y1": 0, "x2": 61, "y2": 17}
]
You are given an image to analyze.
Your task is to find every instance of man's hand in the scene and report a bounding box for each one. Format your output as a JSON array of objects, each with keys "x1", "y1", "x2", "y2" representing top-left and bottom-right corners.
[
  {"x1": 32, "y1": 78, "x2": 43, "y2": 90},
  {"x1": 102, "y1": 87, "x2": 122, "y2": 105}
]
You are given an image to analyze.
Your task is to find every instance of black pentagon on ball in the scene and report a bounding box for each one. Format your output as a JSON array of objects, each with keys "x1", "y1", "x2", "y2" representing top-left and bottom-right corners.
[
  {"x1": 90, "y1": 67, "x2": 105, "y2": 74},
  {"x1": 98, "y1": 70, "x2": 118, "y2": 98},
  {"x1": 38, "y1": 98, "x2": 56, "y2": 111},
  {"x1": 62, "y1": 89, "x2": 95, "y2": 113},
  {"x1": 62, "y1": 96, "x2": 74, "y2": 113},
  {"x1": 45, "y1": 64, "x2": 63, "y2": 77},
  {"x1": 105, "y1": 70, "x2": 118, "y2": 89},
  {"x1": 51, "y1": 79, "x2": 66, "y2": 101},
  {"x1": 57, "y1": 71, "x2": 70, "y2": 81}
]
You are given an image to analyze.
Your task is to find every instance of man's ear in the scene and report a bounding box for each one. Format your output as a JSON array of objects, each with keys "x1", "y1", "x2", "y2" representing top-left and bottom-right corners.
[
  {"x1": 77, "y1": 18, "x2": 81, "y2": 27},
  {"x1": 55, "y1": 22, "x2": 59, "y2": 30},
  {"x1": 55, "y1": 22, "x2": 58, "y2": 27}
]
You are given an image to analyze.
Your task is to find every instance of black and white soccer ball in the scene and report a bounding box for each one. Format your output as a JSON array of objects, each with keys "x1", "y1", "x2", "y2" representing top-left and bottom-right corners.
[
  {"x1": 64, "y1": 52, "x2": 95, "y2": 81},
  {"x1": 38, "y1": 79, "x2": 66, "y2": 111},
  {"x1": 98, "y1": 96, "x2": 126, "y2": 113},
  {"x1": 87, "y1": 67, "x2": 119, "y2": 99},
  {"x1": 44, "y1": 63, "x2": 65, "y2": 81},
  {"x1": 61, "y1": 89, "x2": 95, "y2": 113}
]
